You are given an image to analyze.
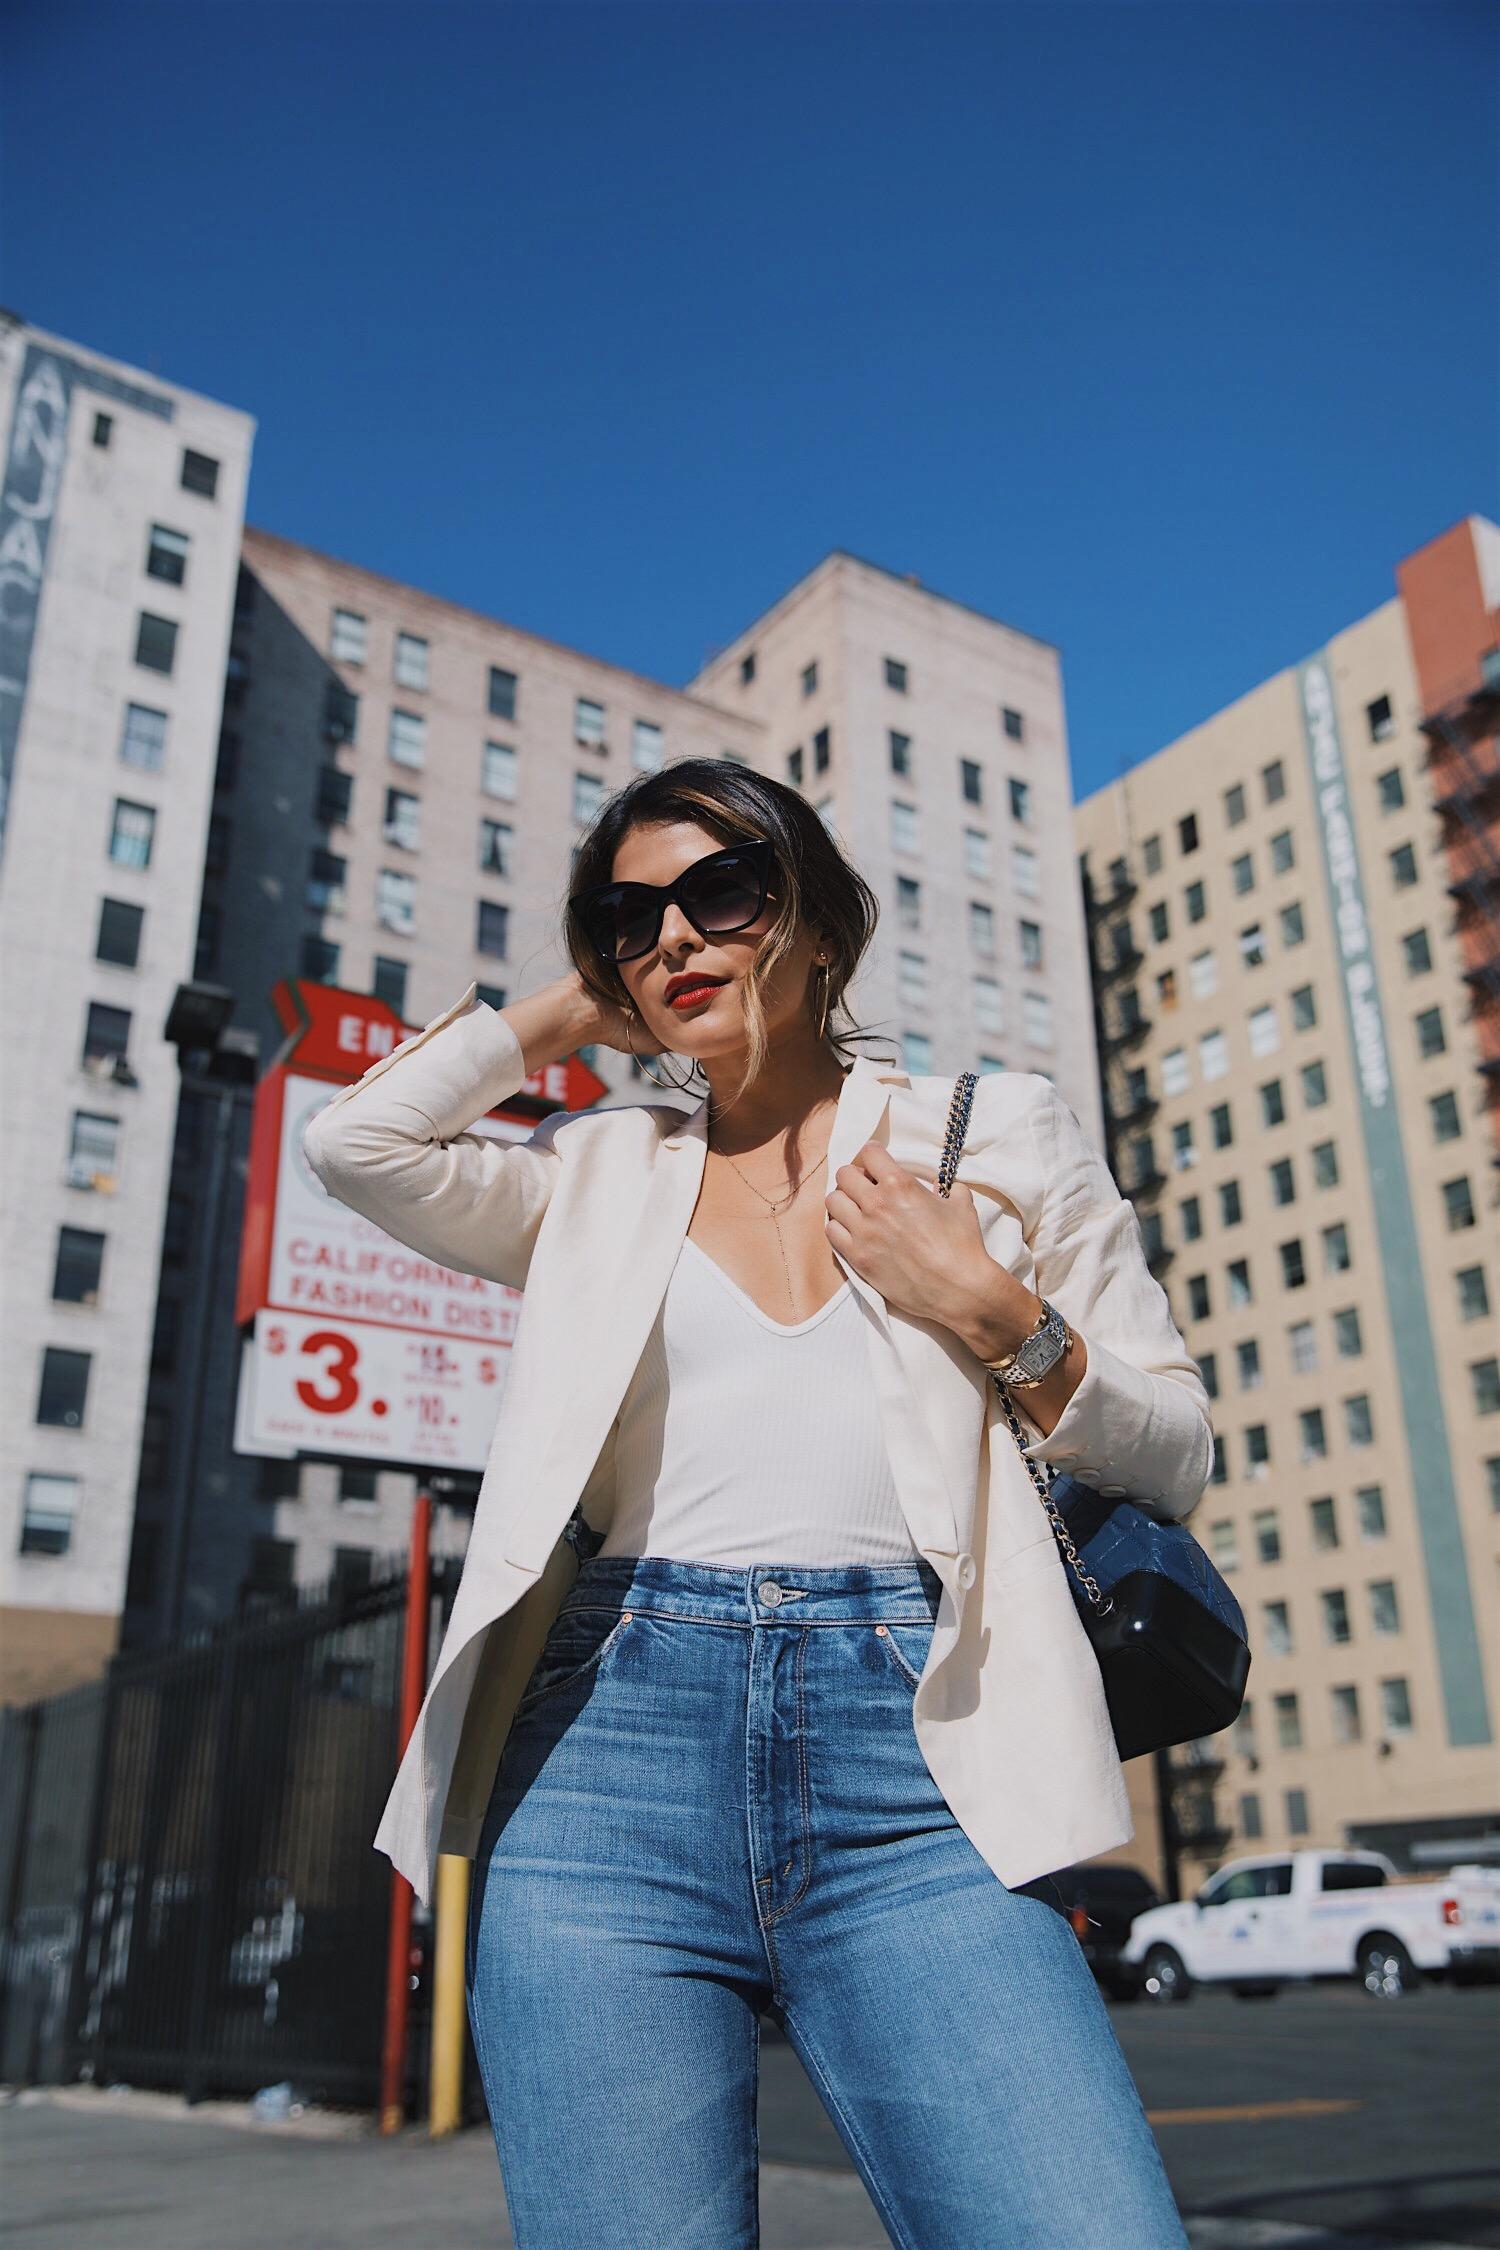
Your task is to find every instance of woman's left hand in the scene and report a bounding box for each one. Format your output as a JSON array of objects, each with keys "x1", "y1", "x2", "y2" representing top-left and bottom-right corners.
[{"x1": 824, "y1": 1143, "x2": 1023, "y2": 1336}]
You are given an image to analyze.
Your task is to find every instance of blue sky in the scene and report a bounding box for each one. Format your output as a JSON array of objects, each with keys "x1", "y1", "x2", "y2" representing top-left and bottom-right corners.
[{"x1": 7, "y1": 1, "x2": 1495, "y2": 796}]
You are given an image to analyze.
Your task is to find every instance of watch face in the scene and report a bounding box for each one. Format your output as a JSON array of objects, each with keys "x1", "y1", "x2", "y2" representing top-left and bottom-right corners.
[{"x1": 1017, "y1": 1333, "x2": 1059, "y2": 1378}]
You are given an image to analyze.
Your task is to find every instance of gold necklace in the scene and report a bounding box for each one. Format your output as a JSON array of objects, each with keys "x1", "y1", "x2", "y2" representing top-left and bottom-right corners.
[{"x1": 706, "y1": 1104, "x2": 837, "y2": 1318}]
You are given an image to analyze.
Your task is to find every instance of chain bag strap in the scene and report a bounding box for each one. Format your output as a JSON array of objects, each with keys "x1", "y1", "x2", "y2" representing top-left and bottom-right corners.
[{"x1": 934, "y1": 1070, "x2": 1112, "y2": 1617}]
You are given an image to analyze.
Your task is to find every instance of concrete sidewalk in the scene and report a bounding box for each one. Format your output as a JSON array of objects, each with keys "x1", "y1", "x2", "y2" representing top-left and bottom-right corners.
[{"x1": 0, "y1": 2083, "x2": 1478, "y2": 2250}]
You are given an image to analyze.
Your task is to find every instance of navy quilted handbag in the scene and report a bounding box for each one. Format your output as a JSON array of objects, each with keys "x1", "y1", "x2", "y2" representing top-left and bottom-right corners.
[{"x1": 939, "y1": 1071, "x2": 1251, "y2": 1762}]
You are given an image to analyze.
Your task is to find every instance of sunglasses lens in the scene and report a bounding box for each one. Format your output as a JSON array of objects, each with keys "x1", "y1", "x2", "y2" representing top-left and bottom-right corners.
[
  {"x1": 682, "y1": 850, "x2": 765, "y2": 932},
  {"x1": 596, "y1": 893, "x2": 659, "y2": 962}
]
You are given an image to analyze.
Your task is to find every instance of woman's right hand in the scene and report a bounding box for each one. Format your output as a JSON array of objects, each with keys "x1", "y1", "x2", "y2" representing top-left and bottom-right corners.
[{"x1": 562, "y1": 972, "x2": 670, "y2": 1062}]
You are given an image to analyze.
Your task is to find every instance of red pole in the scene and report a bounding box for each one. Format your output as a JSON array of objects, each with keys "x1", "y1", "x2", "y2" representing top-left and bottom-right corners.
[{"x1": 380, "y1": 1490, "x2": 433, "y2": 2134}]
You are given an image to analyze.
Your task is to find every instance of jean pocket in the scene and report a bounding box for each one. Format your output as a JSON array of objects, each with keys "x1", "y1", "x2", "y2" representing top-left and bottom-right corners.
[
  {"x1": 515, "y1": 1603, "x2": 634, "y2": 1714},
  {"x1": 872, "y1": 1620, "x2": 933, "y2": 1691}
]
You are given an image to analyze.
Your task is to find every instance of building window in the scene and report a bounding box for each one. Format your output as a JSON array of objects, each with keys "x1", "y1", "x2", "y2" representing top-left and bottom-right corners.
[
  {"x1": 1209, "y1": 1435, "x2": 1228, "y2": 1484},
  {"x1": 1200, "y1": 1030, "x2": 1229, "y2": 1080},
  {"x1": 1311, "y1": 1139, "x2": 1339, "y2": 1188},
  {"x1": 479, "y1": 818, "x2": 512, "y2": 877},
  {"x1": 19, "y1": 1470, "x2": 81, "y2": 1557},
  {"x1": 1227, "y1": 1258, "x2": 1252, "y2": 1307},
  {"x1": 1402, "y1": 927, "x2": 1432, "y2": 976},
  {"x1": 1210, "y1": 1102, "x2": 1233, "y2": 1150},
  {"x1": 1301, "y1": 1059, "x2": 1329, "y2": 1108},
  {"x1": 1388, "y1": 842, "x2": 1418, "y2": 888},
  {"x1": 483, "y1": 740, "x2": 518, "y2": 799},
  {"x1": 1142, "y1": 834, "x2": 1162, "y2": 876},
  {"x1": 884, "y1": 657, "x2": 908, "y2": 693},
  {"x1": 1279, "y1": 1238, "x2": 1306, "y2": 1290},
  {"x1": 388, "y1": 709, "x2": 427, "y2": 770},
  {"x1": 958, "y1": 758, "x2": 984, "y2": 807},
  {"x1": 1368, "y1": 1578, "x2": 1400, "y2": 1637},
  {"x1": 488, "y1": 666, "x2": 518, "y2": 721},
  {"x1": 1247, "y1": 1426, "x2": 1272, "y2": 1480},
  {"x1": 330, "y1": 607, "x2": 367, "y2": 664},
  {"x1": 1442, "y1": 1176, "x2": 1475, "y2": 1230},
  {"x1": 53, "y1": 1226, "x2": 105, "y2": 1306},
  {"x1": 95, "y1": 898, "x2": 143, "y2": 969},
  {"x1": 1259, "y1": 1078, "x2": 1285, "y2": 1128},
  {"x1": 1239, "y1": 1793, "x2": 1264, "y2": 1840},
  {"x1": 1344, "y1": 1393, "x2": 1373, "y2": 1447},
  {"x1": 1188, "y1": 947, "x2": 1217, "y2": 998},
  {"x1": 1185, "y1": 880, "x2": 1207, "y2": 924},
  {"x1": 1019, "y1": 918, "x2": 1043, "y2": 969},
  {"x1": 1011, "y1": 844, "x2": 1041, "y2": 898},
  {"x1": 1231, "y1": 852, "x2": 1255, "y2": 896},
  {"x1": 108, "y1": 799, "x2": 156, "y2": 871},
  {"x1": 574, "y1": 771, "x2": 604, "y2": 824},
  {"x1": 1172, "y1": 1124, "x2": 1196, "y2": 1176},
  {"x1": 1376, "y1": 765, "x2": 1405, "y2": 812},
  {"x1": 68, "y1": 1111, "x2": 120, "y2": 1191},
  {"x1": 1309, "y1": 1496, "x2": 1339, "y2": 1550},
  {"x1": 902, "y1": 1030, "x2": 931, "y2": 1073},
  {"x1": 1330, "y1": 1684, "x2": 1361, "y2": 1744},
  {"x1": 1022, "y1": 991, "x2": 1053, "y2": 1048},
  {"x1": 575, "y1": 696, "x2": 606, "y2": 748},
  {"x1": 1473, "y1": 1357, "x2": 1500, "y2": 1416},
  {"x1": 786, "y1": 747, "x2": 804, "y2": 787},
  {"x1": 1262, "y1": 759, "x2": 1286, "y2": 804},
  {"x1": 1197, "y1": 1349, "x2": 1218, "y2": 1398},
  {"x1": 1333, "y1": 1306, "x2": 1363, "y2": 1358},
  {"x1": 301, "y1": 935, "x2": 339, "y2": 980},
  {"x1": 323, "y1": 682, "x2": 357, "y2": 745},
  {"x1": 898, "y1": 952, "x2": 928, "y2": 1007},
  {"x1": 93, "y1": 412, "x2": 113, "y2": 448},
  {"x1": 962, "y1": 902, "x2": 992, "y2": 960},
  {"x1": 145, "y1": 523, "x2": 189, "y2": 586},
  {"x1": 316, "y1": 766, "x2": 353, "y2": 827},
  {"x1": 1248, "y1": 1005, "x2": 1279, "y2": 1057},
  {"x1": 1415, "y1": 1006, "x2": 1446, "y2": 1058},
  {"x1": 1008, "y1": 776, "x2": 1031, "y2": 825},
  {"x1": 1321, "y1": 1221, "x2": 1351, "y2": 1274},
  {"x1": 1489, "y1": 1458, "x2": 1500, "y2": 1510},
  {"x1": 120, "y1": 702, "x2": 168, "y2": 772},
  {"x1": 180, "y1": 448, "x2": 219, "y2": 497},
  {"x1": 1187, "y1": 1274, "x2": 1211, "y2": 1321},
  {"x1": 306, "y1": 848, "x2": 346, "y2": 914},
  {"x1": 1288, "y1": 1319, "x2": 1318, "y2": 1375},
  {"x1": 1286, "y1": 1788, "x2": 1311, "y2": 1836},
  {"x1": 1001, "y1": 705, "x2": 1024, "y2": 740},
  {"x1": 82, "y1": 1003, "x2": 131, "y2": 1067},
  {"x1": 37, "y1": 1347, "x2": 91, "y2": 1429},
  {"x1": 973, "y1": 977, "x2": 1003, "y2": 1035},
  {"x1": 1239, "y1": 922, "x2": 1265, "y2": 969},
  {"x1": 633, "y1": 719, "x2": 664, "y2": 771},
  {"x1": 1424, "y1": 1089, "x2": 1460, "y2": 1143},
  {"x1": 1149, "y1": 901, "x2": 1170, "y2": 944},
  {"x1": 1160, "y1": 1046, "x2": 1189, "y2": 1098},
  {"x1": 739, "y1": 652, "x2": 757, "y2": 685},
  {"x1": 372, "y1": 956, "x2": 407, "y2": 1013},
  {"x1": 1290, "y1": 984, "x2": 1317, "y2": 1031},
  {"x1": 376, "y1": 869, "x2": 415, "y2": 935},
  {"x1": 1224, "y1": 782, "x2": 1247, "y2": 827},
  {"x1": 1366, "y1": 694, "x2": 1395, "y2": 741},
  {"x1": 1269, "y1": 829, "x2": 1295, "y2": 876},
  {"x1": 891, "y1": 801, "x2": 920, "y2": 856},
  {"x1": 1178, "y1": 812, "x2": 1199, "y2": 855},
  {"x1": 1320, "y1": 1588, "x2": 1351, "y2": 1644},
  {"x1": 371, "y1": 788, "x2": 416, "y2": 854},
  {"x1": 888, "y1": 730, "x2": 911, "y2": 776},
  {"x1": 394, "y1": 632, "x2": 429, "y2": 690},
  {"x1": 1266, "y1": 1606, "x2": 1294, "y2": 1662},
  {"x1": 1269, "y1": 1157, "x2": 1295, "y2": 1207},
  {"x1": 1356, "y1": 1484, "x2": 1386, "y2": 1539},
  {"x1": 1179, "y1": 1192, "x2": 1202, "y2": 1241},
  {"x1": 1456, "y1": 1265, "x2": 1490, "y2": 1321},
  {"x1": 1219, "y1": 1180, "x2": 1243, "y2": 1227},
  {"x1": 1280, "y1": 901, "x2": 1305, "y2": 947},
  {"x1": 477, "y1": 900, "x2": 509, "y2": 958},
  {"x1": 1299, "y1": 1406, "x2": 1327, "y2": 1461},
  {"x1": 1209, "y1": 1521, "x2": 1237, "y2": 1574},
  {"x1": 134, "y1": 612, "x2": 177, "y2": 675},
  {"x1": 1379, "y1": 1677, "x2": 1413, "y2": 1734}
]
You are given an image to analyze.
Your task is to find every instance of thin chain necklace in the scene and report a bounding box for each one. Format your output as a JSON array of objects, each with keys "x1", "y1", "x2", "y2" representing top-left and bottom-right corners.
[{"x1": 705, "y1": 1098, "x2": 838, "y2": 1319}]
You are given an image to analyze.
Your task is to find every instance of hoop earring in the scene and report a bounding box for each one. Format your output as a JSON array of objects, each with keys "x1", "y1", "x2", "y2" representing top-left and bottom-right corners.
[
  {"x1": 623, "y1": 1005, "x2": 704, "y2": 1095},
  {"x1": 814, "y1": 958, "x2": 832, "y2": 1041}
]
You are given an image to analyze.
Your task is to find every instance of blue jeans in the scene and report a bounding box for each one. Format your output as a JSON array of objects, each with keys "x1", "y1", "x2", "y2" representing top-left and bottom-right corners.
[{"x1": 466, "y1": 1547, "x2": 1188, "y2": 2249}]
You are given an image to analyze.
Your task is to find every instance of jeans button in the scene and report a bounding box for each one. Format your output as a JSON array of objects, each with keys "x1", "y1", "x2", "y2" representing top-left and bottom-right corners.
[{"x1": 760, "y1": 1580, "x2": 783, "y2": 1607}]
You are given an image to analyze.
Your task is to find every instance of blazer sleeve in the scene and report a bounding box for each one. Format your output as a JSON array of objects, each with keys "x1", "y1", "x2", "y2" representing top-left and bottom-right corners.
[
  {"x1": 300, "y1": 983, "x2": 563, "y2": 1293},
  {"x1": 1007, "y1": 1078, "x2": 1215, "y2": 1523}
]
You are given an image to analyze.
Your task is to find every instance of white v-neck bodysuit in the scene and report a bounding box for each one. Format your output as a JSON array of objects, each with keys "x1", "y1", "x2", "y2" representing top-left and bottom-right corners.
[{"x1": 594, "y1": 1234, "x2": 918, "y2": 1565}]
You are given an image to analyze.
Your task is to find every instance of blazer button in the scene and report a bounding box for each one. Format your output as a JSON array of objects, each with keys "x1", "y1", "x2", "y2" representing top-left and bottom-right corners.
[
  {"x1": 1099, "y1": 1484, "x2": 1127, "y2": 1499},
  {"x1": 956, "y1": 1553, "x2": 977, "y2": 1589}
]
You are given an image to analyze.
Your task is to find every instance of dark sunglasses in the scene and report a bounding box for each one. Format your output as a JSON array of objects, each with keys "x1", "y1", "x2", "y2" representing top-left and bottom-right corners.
[{"x1": 573, "y1": 837, "x2": 778, "y2": 965}]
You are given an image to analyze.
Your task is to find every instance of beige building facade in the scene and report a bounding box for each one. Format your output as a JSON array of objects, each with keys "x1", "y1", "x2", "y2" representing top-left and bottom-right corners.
[
  {"x1": 1076, "y1": 522, "x2": 1500, "y2": 1874},
  {"x1": 0, "y1": 314, "x2": 254, "y2": 1700}
]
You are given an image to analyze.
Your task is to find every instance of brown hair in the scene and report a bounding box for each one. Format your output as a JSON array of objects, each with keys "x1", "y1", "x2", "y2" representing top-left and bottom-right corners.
[{"x1": 563, "y1": 757, "x2": 894, "y2": 1104}]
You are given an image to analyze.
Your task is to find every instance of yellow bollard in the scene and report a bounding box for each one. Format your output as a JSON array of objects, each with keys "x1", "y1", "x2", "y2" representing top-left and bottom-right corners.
[{"x1": 429, "y1": 1851, "x2": 471, "y2": 2138}]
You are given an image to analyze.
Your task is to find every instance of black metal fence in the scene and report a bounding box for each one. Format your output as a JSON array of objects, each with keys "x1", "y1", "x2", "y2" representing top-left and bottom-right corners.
[{"x1": 0, "y1": 1558, "x2": 459, "y2": 2108}]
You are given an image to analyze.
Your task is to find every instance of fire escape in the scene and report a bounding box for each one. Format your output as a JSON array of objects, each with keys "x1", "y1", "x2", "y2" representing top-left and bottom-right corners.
[{"x1": 1423, "y1": 649, "x2": 1500, "y2": 1162}]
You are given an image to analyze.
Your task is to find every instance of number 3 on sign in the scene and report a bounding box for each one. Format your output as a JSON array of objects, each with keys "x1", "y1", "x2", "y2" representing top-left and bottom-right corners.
[{"x1": 296, "y1": 1329, "x2": 360, "y2": 1415}]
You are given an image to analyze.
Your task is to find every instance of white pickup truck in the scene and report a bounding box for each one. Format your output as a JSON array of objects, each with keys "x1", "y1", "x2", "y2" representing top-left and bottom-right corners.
[{"x1": 1122, "y1": 1848, "x2": 1500, "y2": 2001}]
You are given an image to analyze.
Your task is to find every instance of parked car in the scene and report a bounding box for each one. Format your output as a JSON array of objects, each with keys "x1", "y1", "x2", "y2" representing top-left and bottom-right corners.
[
  {"x1": 1123, "y1": 1848, "x2": 1500, "y2": 2002},
  {"x1": 1050, "y1": 1862, "x2": 1162, "y2": 2000}
]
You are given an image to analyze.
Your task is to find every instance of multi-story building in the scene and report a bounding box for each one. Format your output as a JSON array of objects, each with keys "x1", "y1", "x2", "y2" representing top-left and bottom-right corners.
[
  {"x1": 0, "y1": 312, "x2": 254, "y2": 1701},
  {"x1": 1076, "y1": 515, "x2": 1500, "y2": 1875},
  {"x1": 138, "y1": 536, "x2": 1101, "y2": 1637},
  {"x1": 688, "y1": 552, "x2": 1103, "y2": 1136}
]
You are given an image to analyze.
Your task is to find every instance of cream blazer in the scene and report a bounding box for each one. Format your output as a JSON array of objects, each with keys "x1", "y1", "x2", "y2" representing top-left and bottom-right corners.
[{"x1": 301, "y1": 984, "x2": 1214, "y2": 1909}]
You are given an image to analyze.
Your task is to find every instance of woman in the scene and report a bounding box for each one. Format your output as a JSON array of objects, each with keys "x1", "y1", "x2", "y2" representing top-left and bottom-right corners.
[{"x1": 303, "y1": 759, "x2": 1211, "y2": 2248}]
